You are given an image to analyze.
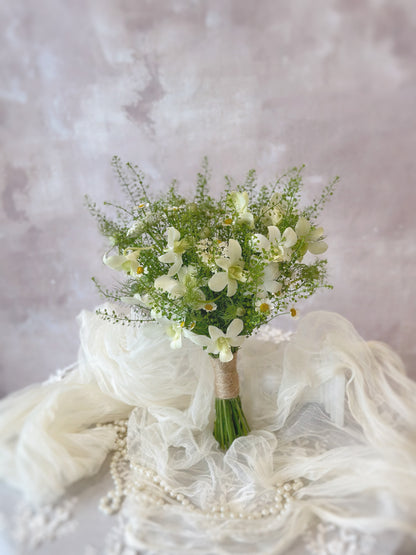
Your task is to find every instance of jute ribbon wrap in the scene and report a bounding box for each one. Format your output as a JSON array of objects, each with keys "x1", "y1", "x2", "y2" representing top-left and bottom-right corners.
[{"x1": 212, "y1": 352, "x2": 240, "y2": 400}]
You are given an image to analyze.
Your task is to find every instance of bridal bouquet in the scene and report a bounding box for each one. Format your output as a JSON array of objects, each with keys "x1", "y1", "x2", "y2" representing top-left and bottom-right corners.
[{"x1": 87, "y1": 157, "x2": 337, "y2": 449}]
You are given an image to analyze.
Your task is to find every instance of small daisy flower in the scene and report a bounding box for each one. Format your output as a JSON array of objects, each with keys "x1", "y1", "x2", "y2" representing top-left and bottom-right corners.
[
  {"x1": 255, "y1": 298, "x2": 273, "y2": 314},
  {"x1": 290, "y1": 307, "x2": 299, "y2": 319},
  {"x1": 136, "y1": 265, "x2": 148, "y2": 276},
  {"x1": 201, "y1": 302, "x2": 217, "y2": 312}
]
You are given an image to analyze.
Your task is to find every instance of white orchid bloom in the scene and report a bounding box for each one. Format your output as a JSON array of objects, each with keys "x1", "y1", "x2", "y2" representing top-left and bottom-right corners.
[
  {"x1": 261, "y1": 193, "x2": 285, "y2": 226},
  {"x1": 295, "y1": 216, "x2": 328, "y2": 255},
  {"x1": 189, "y1": 319, "x2": 246, "y2": 362},
  {"x1": 229, "y1": 191, "x2": 254, "y2": 228},
  {"x1": 103, "y1": 249, "x2": 142, "y2": 275},
  {"x1": 165, "y1": 322, "x2": 184, "y2": 349},
  {"x1": 208, "y1": 239, "x2": 246, "y2": 297},
  {"x1": 158, "y1": 227, "x2": 188, "y2": 276},
  {"x1": 252, "y1": 225, "x2": 297, "y2": 262},
  {"x1": 257, "y1": 262, "x2": 282, "y2": 298},
  {"x1": 155, "y1": 266, "x2": 205, "y2": 307},
  {"x1": 120, "y1": 293, "x2": 152, "y2": 307},
  {"x1": 126, "y1": 220, "x2": 145, "y2": 238}
]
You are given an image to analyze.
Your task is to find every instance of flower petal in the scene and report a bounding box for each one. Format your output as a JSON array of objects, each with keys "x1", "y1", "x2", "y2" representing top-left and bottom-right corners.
[
  {"x1": 159, "y1": 252, "x2": 176, "y2": 264},
  {"x1": 228, "y1": 336, "x2": 245, "y2": 348},
  {"x1": 227, "y1": 279, "x2": 238, "y2": 297},
  {"x1": 266, "y1": 280, "x2": 282, "y2": 294},
  {"x1": 267, "y1": 226, "x2": 281, "y2": 244},
  {"x1": 209, "y1": 325, "x2": 224, "y2": 341},
  {"x1": 208, "y1": 271, "x2": 228, "y2": 292},
  {"x1": 264, "y1": 262, "x2": 280, "y2": 281},
  {"x1": 227, "y1": 239, "x2": 242, "y2": 262},
  {"x1": 226, "y1": 318, "x2": 244, "y2": 338},
  {"x1": 167, "y1": 227, "x2": 180, "y2": 246},
  {"x1": 252, "y1": 234, "x2": 270, "y2": 252},
  {"x1": 282, "y1": 227, "x2": 297, "y2": 248},
  {"x1": 154, "y1": 275, "x2": 176, "y2": 292},
  {"x1": 295, "y1": 217, "x2": 310, "y2": 237},
  {"x1": 308, "y1": 240, "x2": 328, "y2": 254},
  {"x1": 186, "y1": 333, "x2": 211, "y2": 347},
  {"x1": 215, "y1": 257, "x2": 231, "y2": 271},
  {"x1": 103, "y1": 254, "x2": 126, "y2": 271},
  {"x1": 218, "y1": 345, "x2": 233, "y2": 363},
  {"x1": 308, "y1": 226, "x2": 324, "y2": 241},
  {"x1": 167, "y1": 256, "x2": 183, "y2": 276}
]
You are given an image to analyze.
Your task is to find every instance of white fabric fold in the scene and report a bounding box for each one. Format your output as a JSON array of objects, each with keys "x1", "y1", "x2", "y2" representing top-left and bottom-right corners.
[{"x1": 0, "y1": 307, "x2": 415, "y2": 554}]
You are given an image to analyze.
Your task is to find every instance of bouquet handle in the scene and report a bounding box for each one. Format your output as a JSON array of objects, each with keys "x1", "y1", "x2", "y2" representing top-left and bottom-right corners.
[{"x1": 212, "y1": 353, "x2": 250, "y2": 449}]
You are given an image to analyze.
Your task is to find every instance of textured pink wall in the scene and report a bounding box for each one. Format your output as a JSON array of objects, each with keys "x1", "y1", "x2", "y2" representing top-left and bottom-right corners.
[{"x1": 1, "y1": 1, "x2": 415, "y2": 394}]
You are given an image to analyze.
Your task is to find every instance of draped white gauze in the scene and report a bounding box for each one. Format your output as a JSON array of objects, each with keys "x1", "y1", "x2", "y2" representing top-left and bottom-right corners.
[{"x1": 0, "y1": 307, "x2": 415, "y2": 554}]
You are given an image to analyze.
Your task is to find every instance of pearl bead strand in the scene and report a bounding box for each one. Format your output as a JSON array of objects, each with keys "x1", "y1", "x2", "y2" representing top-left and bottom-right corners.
[
  {"x1": 99, "y1": 420, "x2": 129, "y2": 515},
  {"x1": 98, "y1": 420, "x2": 304, "y2": 521}
]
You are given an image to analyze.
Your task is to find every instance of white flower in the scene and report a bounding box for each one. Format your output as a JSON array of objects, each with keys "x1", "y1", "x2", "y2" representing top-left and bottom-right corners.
[
  {"x1": 255, "y1": 298, "x2": 273, "y2": 314},
  {"x1": 154, "y1": 266, "x2": 205, "y2": 307},
  {"x1": 165, "y1": 322, "x2": 184, "y2": 349},
  {"x1": 103, "y1": 249, "x2": 142, "y2": 275},
  {"x1": 127, "y1": 220, "x2": 144, "y2": 238},
  {"x1": 257, "y1": 262, "x2": 282, "y2": 297},
  {"x1": 208, "y1": 239, "x2": 246, "y2": 297},
  {"x1": 120, "y1": 293, "x2": 151, "y2": 307},
  {"x1": 252, "y1": 225, "x2": 297, "y2": 262},
  {"x1": 158, "y1": 227, "x2": 188, "y2": 276},
  {"x1": 229, "y1": 191, "x2": 254, "y2": 228},
  {"x1": 295, "y1": 216, "x2": 328, "y2": 255},
  {"x1": 290, "y1": 307, "x2": 299, "y2": 319},
  {"x1": 261, "y1": 193, "x2": 285, "y2": 226},
  {"x1": 199, "y1": 301, "x2": 217, "y2": 312},
  {"x1": 189, "y1": 319, "x2": 245, "y2": 362}
]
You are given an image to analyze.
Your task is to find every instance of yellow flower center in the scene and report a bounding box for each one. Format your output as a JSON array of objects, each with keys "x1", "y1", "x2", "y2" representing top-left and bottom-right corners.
[
  {"x1": 259, "y1": 302, "x2": 270, "y2": 313},
  {"x1": 138, "y1": 203, "x2": 146, "y2": 208},
  {"x1": 180, "y1": 321, "x2": 185, "y2": 328},
  {"x1": 204, "y1": 303, "x2": 214, "y2": 311},
  {"x1": 290, "y1": 308, "x2": 297, "y2": 318},
  {"x1": 136, "y1": 266, "x2": 144, "y2": 275},
  {"x1": 189, "y1": 322, "x2": 196, "y2": 330},
  {"x1": 223, "y1": 218, "x2": 233, "y2": 225}
]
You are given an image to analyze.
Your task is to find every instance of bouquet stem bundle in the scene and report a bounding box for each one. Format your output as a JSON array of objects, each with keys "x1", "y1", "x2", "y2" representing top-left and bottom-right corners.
[{"x1": 212, "y1": 353, "x2": 250, "y2": 449}]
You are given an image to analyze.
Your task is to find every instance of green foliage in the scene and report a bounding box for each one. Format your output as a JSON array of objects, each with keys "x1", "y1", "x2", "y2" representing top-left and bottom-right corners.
[{"x1": 87, "y1": 158, "x2": 337, "y2": 343}]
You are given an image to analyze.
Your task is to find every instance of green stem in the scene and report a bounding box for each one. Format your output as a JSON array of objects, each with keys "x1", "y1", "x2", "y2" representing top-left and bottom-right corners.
[{"x1": 214, "y1": 396, "x2": 250, "y2": 450}]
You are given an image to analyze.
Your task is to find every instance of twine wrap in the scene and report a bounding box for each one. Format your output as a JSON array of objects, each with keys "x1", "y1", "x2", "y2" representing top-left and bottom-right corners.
[{"x1": 212, "y1": 353, "x2": 240, "y2": 400}]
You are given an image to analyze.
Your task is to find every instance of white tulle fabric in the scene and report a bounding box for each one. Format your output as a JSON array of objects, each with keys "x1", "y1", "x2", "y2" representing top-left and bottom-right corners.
[{"x1": 0, "y1": 307, "x2": 415, "y2": 554}]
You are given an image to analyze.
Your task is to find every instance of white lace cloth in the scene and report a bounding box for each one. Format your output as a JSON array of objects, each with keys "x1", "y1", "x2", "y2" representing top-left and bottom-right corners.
[{"x1": 0, "y1": 307, "x2": 415, "y2": 554}]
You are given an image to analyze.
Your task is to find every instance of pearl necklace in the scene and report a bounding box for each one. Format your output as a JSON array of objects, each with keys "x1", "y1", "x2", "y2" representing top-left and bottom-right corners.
[{"x1": 99, "y1": 420, "x2": 303, "y2": 521}]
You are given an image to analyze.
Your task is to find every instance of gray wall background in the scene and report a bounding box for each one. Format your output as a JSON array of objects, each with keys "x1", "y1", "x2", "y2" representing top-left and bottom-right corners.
[{"x1": 1, "y1": 0, "x2": 415, "y2": 395}]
